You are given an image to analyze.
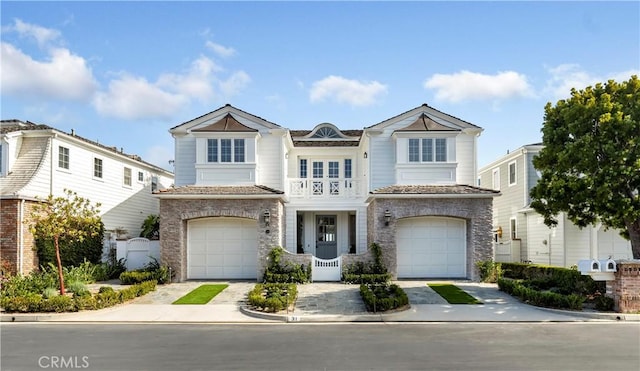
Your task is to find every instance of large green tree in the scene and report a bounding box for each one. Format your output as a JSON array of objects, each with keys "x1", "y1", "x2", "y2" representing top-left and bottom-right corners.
[
  {"x1": 530, "y1": 75, "x2": 640, "y2": 259},
  {"x1": 29, "y1": 189, "x2": 101, "y2": 295}
]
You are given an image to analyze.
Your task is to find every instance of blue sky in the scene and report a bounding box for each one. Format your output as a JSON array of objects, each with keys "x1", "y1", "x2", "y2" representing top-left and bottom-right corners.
[{"x1": 2, "y1": 1, "x2": 638, "y2": 171}]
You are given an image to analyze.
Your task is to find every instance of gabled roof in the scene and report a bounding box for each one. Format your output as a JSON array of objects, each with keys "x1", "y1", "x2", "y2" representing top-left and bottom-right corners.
[
  {"x1": 394, "y1": 113, "x2": 460, "y2": 132},
  {"x1": 191, "y1": 113, "x2": 257, "y2": 132},
  {"x1": 170, "y1": 104, "x2": 281, "y2": 133},
  {"x1": 366, "y1": 103, "x2": 481, "y2": 131}
]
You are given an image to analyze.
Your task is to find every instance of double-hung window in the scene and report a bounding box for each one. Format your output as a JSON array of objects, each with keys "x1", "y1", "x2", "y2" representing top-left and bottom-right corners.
[
  {"x1": 58, "y1": 146, "x2": 70, "y2": 169},
  {"x1": 93, "y1": 158, "x2": 103, "y2": 178},
  {"x1": 123, "y1": 167, "x2": 132, "y2": 186},
  {"x1": 206, "y1": 138, "x2": 245, "y2": 163},
  {"x1": 409, "y1": 138, "x2": 447, "y2": 162}
]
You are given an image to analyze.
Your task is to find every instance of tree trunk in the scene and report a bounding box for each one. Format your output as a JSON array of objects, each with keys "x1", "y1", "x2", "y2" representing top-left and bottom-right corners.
[
  {"x1": 626, "y1": 219, "x2": 640, "y2": 260},
  {"x1": 55, "y1": 236, "x2": 66, "y2": 296}
]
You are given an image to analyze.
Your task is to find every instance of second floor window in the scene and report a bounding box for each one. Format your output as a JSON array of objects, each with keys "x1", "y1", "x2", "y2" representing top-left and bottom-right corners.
[
  {"x1": 508, "y1": 161, "x2": 517, "y2": 186},
  {"x1": 58, "y1": 146, "x2": 69, "y2": 169},
  {"x1": 299, "y1": 159, "x2": 307, "y2": 178},
  {"x1": 409, "y1": 138, "x2": 447, "y2": 163},
  {"x1": 123, "y1": 167, "x2": 132, "y2": 186},
  {"x1": 93, "y1": 158, "x2": 103, "y2": 178},
  {"x1": 207, "y1": 138, "x2": 245, "y2": 163},
  {"x1": 138, "y1": 171, "x2": 144, "y2": 182}
]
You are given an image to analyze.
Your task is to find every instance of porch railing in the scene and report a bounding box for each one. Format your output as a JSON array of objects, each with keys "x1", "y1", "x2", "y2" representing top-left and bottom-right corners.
[{"x1": 288, "y1": 178, "x2": 362, "y2": 198}]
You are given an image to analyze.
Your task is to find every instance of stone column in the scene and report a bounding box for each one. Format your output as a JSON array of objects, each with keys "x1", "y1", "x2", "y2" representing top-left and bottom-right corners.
[{"x1": 608, "y1": 260, "x2": 640, "y2": 313}]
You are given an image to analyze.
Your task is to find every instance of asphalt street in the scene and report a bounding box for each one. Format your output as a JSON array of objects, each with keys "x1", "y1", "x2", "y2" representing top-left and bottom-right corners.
[{"x1": 2, "y1": 323, "x2": 638, "y2": 371}]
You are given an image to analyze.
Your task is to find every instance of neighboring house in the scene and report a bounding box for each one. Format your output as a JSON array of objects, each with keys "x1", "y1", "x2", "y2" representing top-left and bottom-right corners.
[
  {"x1": 157, "y1": 104, "x2": 499, "y2": 282},
  {"x1": 478, "y1": 144, "x2": 632, "y2": 267},
  {"x1": 0, "y1": 120, "x2": 174, "y2": 274}
]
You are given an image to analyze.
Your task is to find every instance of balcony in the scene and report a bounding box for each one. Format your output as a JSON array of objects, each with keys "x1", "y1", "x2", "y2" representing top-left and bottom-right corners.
[{"x1": 288, "y1": 178, "x2": 363, "y2": 198}]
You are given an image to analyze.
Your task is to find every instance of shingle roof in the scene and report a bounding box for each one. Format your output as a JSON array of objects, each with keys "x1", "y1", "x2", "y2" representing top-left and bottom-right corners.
[
  {"x1": 290, "y1": 129, "x2": 362, "y2": 147},
  {"x1": 371, "y1": 185, "x2": 499, "y2": 195},
  {"x1": 155, "y1": 185, "x2": 284, "y2": 195}
]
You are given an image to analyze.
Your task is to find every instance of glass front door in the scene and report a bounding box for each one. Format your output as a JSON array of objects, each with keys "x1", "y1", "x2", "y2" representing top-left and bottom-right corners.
[{"x1": 316, "y1": 215, "x2": 337, "y2": 259}]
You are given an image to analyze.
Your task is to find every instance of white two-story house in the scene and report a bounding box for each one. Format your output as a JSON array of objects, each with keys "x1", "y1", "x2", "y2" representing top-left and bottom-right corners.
[
  {"x1": 157, "y1": 104, "x2": 498, "y2": 282},
  {"x1": 478, "y1": 144, "x2": 633, "y2": 267},
  {"x1": 0, "y1": 120, "x2": 174, "y2": 274}
]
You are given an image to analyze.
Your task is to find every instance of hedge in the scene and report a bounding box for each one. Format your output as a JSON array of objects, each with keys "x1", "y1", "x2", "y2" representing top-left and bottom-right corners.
[
  {"x1": 1, "y1": 280, "x2": 157, "y2": 313},
  {"x1": 247, "y1": 283, "x2": 297, "y2": 313},
  {"x1": 360, "y1": 283, "x2": 409, "y2": 312},
  {"x1": 498, "y1": 277, "x2": 584, "y2": 311}
]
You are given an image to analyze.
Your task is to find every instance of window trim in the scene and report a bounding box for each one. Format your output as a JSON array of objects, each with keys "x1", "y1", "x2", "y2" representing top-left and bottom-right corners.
[
  {"x1": 510, "y1": 217, "x2": 518, "y2": 240},
  {"x1": 408, "y1": 138, "x2": 447, "y2": 163},
  {"x1": 58, "y1": 146, "x2": 70, "y2": 170},
  {"x1": 123, "y1": 167, "x2": 132, "y2": 187},
  {"x1": 492, "y1": 168, "x2": 500, "y2": 190},
  {"x1": 508, "y1": 161, "x2": 517, "y2": 186},
  {"x1": 93, "y1": 157, "x2": 103, "y2": 179},
  {"x1": 206, "y1": 138, "x2": 246, "y2": 163},
  {"x1": 137, "y1": 171, "x2": 144, "y2": 183}
]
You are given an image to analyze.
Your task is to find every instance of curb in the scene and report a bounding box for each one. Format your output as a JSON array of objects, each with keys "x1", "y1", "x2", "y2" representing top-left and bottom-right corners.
[{"x1": 534, "y1": 306, "x2": 640, "y2": 322}]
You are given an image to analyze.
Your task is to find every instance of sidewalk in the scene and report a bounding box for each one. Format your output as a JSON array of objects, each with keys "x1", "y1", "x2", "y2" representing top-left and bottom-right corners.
[{"x1": 2, "y1": 281, "x2": 638, "y2": 323}]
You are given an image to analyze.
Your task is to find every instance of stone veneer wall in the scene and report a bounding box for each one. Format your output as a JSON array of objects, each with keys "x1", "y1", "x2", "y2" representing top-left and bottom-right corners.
[
  {"x1": 606, "y1": 260, "x2": 640, "y2": 313},
  {"x1": 367, "y1": 197, "x2": 494, "y2": 281},
  {"x1": 0, "y1": 199, "x2": 40, "y2": 275},
  {"x1": 159, "y1": 198, "x2": 284, "y2": 282}
]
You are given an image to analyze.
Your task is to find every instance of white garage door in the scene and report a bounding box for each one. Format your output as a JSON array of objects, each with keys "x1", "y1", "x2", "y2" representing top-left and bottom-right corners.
[
  {"x1": 188, "y1": 217, "x2": 258, "y2": 279},
  {"x1": 397, "y1": 217, "x2": 466, "y2": 278}
]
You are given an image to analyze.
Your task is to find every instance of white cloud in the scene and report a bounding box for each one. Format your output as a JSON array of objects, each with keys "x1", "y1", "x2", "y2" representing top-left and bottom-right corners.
[
  {"x1": 205, "y1": 41, "x2": 236, "y2": 58},
  {"x1": 220, "y1": 71, "x2": 251, "y2": 97},
  {"x1": 157, "y1": 56, "x2": 222, "y2": 103},
  {"x1": 1, "y1": 42, "x2": 97, "y2": 101},
  {"x1": 424, "y1": 70, "x2": 534, "y2": 103},
  {"x1": 309, "y1": 75, "x2": 387, "y2": 106},
  {"x1": 93, "y1": 74, "x2": 187, "y2": 121},
  {"x1": 8, "y1": 18, "x2": 61, "y2": 47},
  {"x1": 544, "y1": 64, "x2": 640, "y2": 100}
]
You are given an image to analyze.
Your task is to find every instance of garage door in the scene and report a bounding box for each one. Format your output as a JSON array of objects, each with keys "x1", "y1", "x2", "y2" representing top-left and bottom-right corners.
[
  {"x1": 396, "y1": 217, "x2": 466, "y2": 278},
  {"x1": 188, "y1": 217, "x2": 258, "y2": 279}
]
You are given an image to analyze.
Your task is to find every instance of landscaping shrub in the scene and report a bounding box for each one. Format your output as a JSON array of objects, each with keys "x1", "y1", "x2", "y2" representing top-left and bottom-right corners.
[
  {"x1": 342, "y1": 243, "x2": 391, "y2": 284},
  {"x1": 594, "y1": 295, "x2": 615, "y2": 312},
  {"x1": 498, "y1": 277, "x2": 584, "y2": 311},
  {"x1": 0, "y1": 280, "x2": 157, "y2": 313},
  {"x1": 119, "y1": 258, "x2": 171, "y2": 285},
  {"x1": 476, "y1": 260, "x2": 503, "y2": 283},
  {"x1": 247, "y1": 283, "x2": 297, "y2": 312},
  {"x1": 263, "y1": 247, "x2": 310, "y2": 283},
  {"x1": 500, "y1": 262, "x2": 603, "y2": 296},
  {"x1": 360, "y1": 283, "x2": 409, "y2": 312},
  {"x1": 35, "y1": 220, "x2": 105, "y2": 267}
]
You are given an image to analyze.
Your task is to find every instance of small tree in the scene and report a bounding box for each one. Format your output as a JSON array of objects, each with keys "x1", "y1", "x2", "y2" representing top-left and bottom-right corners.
[
  {"x1": 139, "y1": 214, "x2": 160, "y2": 239},
  {"x1": 29, "y1": 190, "x2": 101, "y2": 295},
  {"x1": 531, "y1": 75, "x2": 640, "y2": 259}
]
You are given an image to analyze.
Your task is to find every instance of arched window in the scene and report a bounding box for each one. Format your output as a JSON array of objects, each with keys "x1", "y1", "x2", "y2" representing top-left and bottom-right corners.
[{"x1": 312, "y1": 126, "x2": 340, "y2": 138}]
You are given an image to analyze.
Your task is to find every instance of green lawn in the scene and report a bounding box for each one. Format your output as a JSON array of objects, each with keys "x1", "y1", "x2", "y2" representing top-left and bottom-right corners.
[
  {"x1": 428, "y1": 283, "x2": 483, "y2": 304},
  {"x1": 172, "y1": 284, "x2": 229, "y2": 305}
]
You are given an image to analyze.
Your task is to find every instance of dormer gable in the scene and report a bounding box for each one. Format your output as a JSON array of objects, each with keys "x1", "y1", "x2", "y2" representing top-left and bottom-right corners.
[
  {"x1": 191, "y1": 113, "x2": 258, "y2": 133},
  {"x1": 290, "y1": 123, "x2": 362, "y2": 147},
  {"x1": 394, "y1": 113, "x2": 461, "y2": 133}
]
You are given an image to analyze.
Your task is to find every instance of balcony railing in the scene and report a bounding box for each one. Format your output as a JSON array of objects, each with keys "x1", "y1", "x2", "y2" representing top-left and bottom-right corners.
[{"x1": 289, "y1": 178, "x2": 363, "y2": 198}]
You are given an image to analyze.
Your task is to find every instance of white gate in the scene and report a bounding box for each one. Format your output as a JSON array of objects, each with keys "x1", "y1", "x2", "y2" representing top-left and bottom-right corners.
[{"x1": 312, "y1": 256, "x2": 341, "y2": 282}]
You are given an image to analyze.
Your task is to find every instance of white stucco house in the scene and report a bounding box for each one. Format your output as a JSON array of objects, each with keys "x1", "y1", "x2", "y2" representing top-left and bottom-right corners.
[
  {"x1": 0, "y1": 120, "x2": 174, "y2": 274},
  {"x1": 157, "y1": 104, "x2": 499, "y2": 282},
  {"x1": 478, "y1": 143, "x2": 633, "y2": 266}
]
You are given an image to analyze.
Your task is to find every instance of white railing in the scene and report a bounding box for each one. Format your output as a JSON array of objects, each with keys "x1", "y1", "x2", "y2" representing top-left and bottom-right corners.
[
  {"x1": 312, "y1": 256, "x2": 342, "y2": 282},
  {"x1": 289, "y1": 178, "x2": 362, "y2": 198}
]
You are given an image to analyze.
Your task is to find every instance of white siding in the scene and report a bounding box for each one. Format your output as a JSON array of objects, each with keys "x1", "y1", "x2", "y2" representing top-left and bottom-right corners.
[
  {"x1": 563, "y1": 219, "x2": 590, "y2": 267},
  {"x1": 369, "y1": 133, "x2": 396, "y2": 189},
  {"x1": 526, "y1": 213, "x2": 565, "y2": 266},
  {"x1": 174, "y1": 136, "x2": 196, "y2": 186},
  {"x1": 256, "y1": 132, "x2": 284, "y2": 190},
  {"x1": 455, "y1": 133, "x2": 476, "y2": 185},
  {"x1": 597, "y1": 227, "x2": 633, "y2": 260}
]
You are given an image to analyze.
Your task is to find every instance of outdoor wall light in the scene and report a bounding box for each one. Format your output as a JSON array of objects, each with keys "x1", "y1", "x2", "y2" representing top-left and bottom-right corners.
[
  {"x1": 263, "y1": 210, "x2": 271, "y2": 226},
  {"x1": 384, "y1": 209, "x2": 392, "y2": 226},
  {"x1": 364, "y1": 152, "x2": 368, "y2": 159},
  {"x1": 496, "y1": 226, "x2": 503, "y2": 239}
]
